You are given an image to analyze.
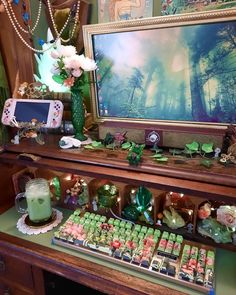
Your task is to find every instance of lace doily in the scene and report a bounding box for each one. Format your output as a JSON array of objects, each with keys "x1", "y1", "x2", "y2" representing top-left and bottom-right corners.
[{"x1": 16, "y1": 208, "x2": 63, "y2": 235}]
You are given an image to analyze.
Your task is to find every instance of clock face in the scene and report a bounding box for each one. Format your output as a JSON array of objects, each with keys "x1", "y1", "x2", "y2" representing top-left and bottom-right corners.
[{"x1": 145, "y1": 130, "x2": 162, "y2": 146}]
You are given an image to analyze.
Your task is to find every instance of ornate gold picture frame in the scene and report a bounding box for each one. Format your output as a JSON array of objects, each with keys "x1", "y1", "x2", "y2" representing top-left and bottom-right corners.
[{"x1": 83, "y1": 9, "x2": 236, "y2": 132}]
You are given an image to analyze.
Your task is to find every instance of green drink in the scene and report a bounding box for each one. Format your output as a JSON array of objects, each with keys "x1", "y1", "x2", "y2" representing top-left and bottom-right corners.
[{"x1": 26, "y1": 178, "x2": 52, "y2": 223}]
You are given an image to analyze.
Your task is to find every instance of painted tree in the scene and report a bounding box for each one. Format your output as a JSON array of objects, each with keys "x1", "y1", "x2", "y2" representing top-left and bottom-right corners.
[
  {"x1": 128, "y1": 68, "x2": 144, "y2": 105},
  {"x1": 182, "y1": 23, "x2": 227, "y2": 121}
]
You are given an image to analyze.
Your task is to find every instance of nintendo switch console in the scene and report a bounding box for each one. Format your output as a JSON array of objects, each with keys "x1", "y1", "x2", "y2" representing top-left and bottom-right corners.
[{"x1": 1, "y1": 98, "x2": 64, "y2": 128}]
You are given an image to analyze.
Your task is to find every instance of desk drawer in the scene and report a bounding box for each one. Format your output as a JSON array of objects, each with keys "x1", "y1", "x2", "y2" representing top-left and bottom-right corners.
[
  {"x1": 0, "y1": 281, "x2": 33, "y2": 295},
  {"x1": 0, "y1": 255, "x2": 33, "y2": 289}
]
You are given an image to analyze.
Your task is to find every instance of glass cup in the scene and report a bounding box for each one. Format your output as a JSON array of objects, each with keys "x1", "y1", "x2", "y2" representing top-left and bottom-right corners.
[{"x1": 15, "y1": 178, "x2": 52, "y2": 223}]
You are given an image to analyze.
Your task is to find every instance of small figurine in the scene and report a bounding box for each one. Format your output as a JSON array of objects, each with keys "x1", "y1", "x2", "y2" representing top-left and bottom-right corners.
[
  {"x1": 214, "y1": 147, "x2": 221, "y2": 158},
  {"x1": 198, "y1": 203, "x2": 211, "y2": 220},
  {"x1": 162, "y1": 206, "x2": 185, "y2": 229},
  {"x1": 221, "y1": 124, "x2": 236, "y2": 154},
  {"x1": 219, "y1": 153, "x2": 236, "y2": 165},
  {"x1": 103, "y1": 132, "x2": 114, "y2": 146},
  {"x1": 127, "y1": 143, "x2": 145, "y2": 166},
  {"x1": 10, "y1": 117, "x2": 45, "y2": 145},
  {"x1": 64, "y1": 179, "x2": 89, "y2": 209},
  {"x1": 216, "y1": 205, "x2": 236, "y2": 228},
  {"x1": 114, "y1": 131, "x2": 127, "y2": 147},
  {"x1": 197, "y1": 217, "x2": 232, "y2": 244},
  {"x1": 11, "y1": 133, "x2": 20, "y2": 145},
  {"x1": 59, "y1": 136, "x2": 81, "y2": 149},
  {"x1": 187, "y1": 223, "x2": 194, "y2": 234},
  {"x1": 92, "y1": 198, "x2": 98, "y2": 211}
]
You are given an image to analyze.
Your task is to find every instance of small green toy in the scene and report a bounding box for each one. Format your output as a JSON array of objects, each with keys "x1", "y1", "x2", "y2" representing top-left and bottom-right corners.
[{"x1": 127, "y1": 143, "x2": 145, "y2": 166}]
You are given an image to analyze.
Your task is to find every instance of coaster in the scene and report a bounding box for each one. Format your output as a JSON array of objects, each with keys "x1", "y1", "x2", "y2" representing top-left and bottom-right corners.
[
  {"x1": 16, "y1": 208, "x2": 63, "y2": 235},
  {"x1": 24, "y1": 210, "x2": 57, "y2": 228}
]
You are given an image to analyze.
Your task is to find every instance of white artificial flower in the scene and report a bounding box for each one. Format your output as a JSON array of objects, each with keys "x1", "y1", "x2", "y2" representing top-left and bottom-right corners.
[
  {"x1": 63, "y1": 55, "x2": 82, "y2": 70},
  {"x1": 58, "y1": 45, "x2": 77, "y2": 57},
  {"x1": 63, "y1": 56, "x2": 74, "y2": 69},
  {"x1": 51, "y1": 45, "x2": 77, "y2": 59},
  {"x1": 72, "y1": 69, "x2": 83, "y2": 78},
  {"x1": 78, "y1": 54, "x2": 97, "y2": 71},
  {"x1": 50, "y1": 49, "x2": 60, "y2": 59}
]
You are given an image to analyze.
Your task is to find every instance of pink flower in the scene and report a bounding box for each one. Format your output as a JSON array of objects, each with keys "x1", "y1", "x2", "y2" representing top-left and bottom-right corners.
[{"x1": 64, "y1": 77, "x2": 75, "y2": 87}]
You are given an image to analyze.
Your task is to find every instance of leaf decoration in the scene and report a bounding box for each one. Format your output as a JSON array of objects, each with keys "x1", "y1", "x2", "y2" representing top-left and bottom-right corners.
[
  {"x1": 151, "y1": 147, "x2": 163, "y2": 153},
  {"x1": 201, "y1": 143, "x2": 214, "y2": 154},
  {"x1": 106, "y1": 143, "x2": 115, "y2": 149},
  {"x1": 121, "y1": 142, "x2": 131, "y2": 150},
  {"x1": 91, "y1": 141, "x2": 104, "y2": 148},
  {"x1": 169, "y1": 148, "x2": 183, "y2": 155},
  {"x1": 200, "y1": 159, "x2": 213, "y2": 168},
  {"x1": 84, "y1": 145, "x2": 94, "y2": 149},
  {"x1": 186, "y1": 141, "x2": 199, "y2": 152},
  {"x1": 52, "y1": 74, "x2": 64, "y2": 84},
  {"x1": 150, "y1": 154, "x2": 163, "y2": 158},
  {"x1": 156, "y1": 157, "x2": 168, "y2": 162}
]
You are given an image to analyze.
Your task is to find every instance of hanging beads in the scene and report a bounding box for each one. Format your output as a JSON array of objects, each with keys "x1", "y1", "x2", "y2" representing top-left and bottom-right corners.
[{"x1": 47, "y1": 0, "x2": 80, "y2": 43}]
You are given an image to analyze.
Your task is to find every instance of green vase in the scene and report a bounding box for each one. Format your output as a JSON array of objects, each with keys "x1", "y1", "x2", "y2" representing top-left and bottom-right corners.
[{"x1": 71, "y1": 88, "x2": 87, "y2": 141}]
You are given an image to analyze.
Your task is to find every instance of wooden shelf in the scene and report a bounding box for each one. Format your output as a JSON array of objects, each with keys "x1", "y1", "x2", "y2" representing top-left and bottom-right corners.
[{"x1": 1, "y1": 134, "x2": 236, "y2": 294}]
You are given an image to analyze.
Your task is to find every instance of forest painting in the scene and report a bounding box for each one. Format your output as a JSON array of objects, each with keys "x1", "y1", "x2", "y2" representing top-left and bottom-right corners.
[{"x1": 91, "y1": 18, "x2": 236, "y2": 125}]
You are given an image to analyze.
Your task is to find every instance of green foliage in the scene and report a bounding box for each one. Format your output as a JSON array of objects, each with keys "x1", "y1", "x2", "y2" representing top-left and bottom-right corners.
[
  {"x1": 106, "y1": 143, "x2": 115, "y2": 149},
  {"x1": 83, "y1": 141, "x2": 104, "y2": 150},
  {"x1": 150, "y1": 154, "x2": 163, "y2": 158},
  {"x1": 200, "y1": 159, "x2": 213, "y2": 168},
  {"x1": 151, "y1": 146, "x2": 163, "y2": 154},
  {"x1": 155, "y1": 157, "x2": 168, "y2": 162},
  {"x1": 150, "y1": 153, "x2": 168, "y2": 162},
  {"x1": 186, "y1": 141, "x2": 199, "y2": 152},
  {"x1": 91, "y1": 141, "x2": 104, "y2": 148},
  {"x1": 52, "y1": 74, "x2": 64, "y2": 84},
  {"x1": 121, "y1": 142, "x2": 132, "y2": 150},
  {"x1": 185, "y1": 141, "x2": 214, "y2": 157},
  {"x1": 84, "y1": 145, "x2": 95, "y2": 150},
  {"x1": 127, "y1": 143, "x2": 145, "y2": 166},
  {"x1": 169, "y1": 148, "x2": 183, "y2": 156},
  {"x1": 201, "y1": 143, "x2": 214, "y2": 154}
]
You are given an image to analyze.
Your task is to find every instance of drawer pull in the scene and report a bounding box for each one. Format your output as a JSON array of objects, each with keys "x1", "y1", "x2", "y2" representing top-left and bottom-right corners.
[{"x1": 0, "y1": 260, "x2": 5, "y2": 272}]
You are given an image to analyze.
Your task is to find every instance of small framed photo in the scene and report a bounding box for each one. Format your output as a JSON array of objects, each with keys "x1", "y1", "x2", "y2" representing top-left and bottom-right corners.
[{"x1": 98, "y1": 0, "x2": 153, "y2": 23}]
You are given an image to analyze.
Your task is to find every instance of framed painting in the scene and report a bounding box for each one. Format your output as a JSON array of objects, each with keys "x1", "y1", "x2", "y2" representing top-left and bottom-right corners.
[
  {"x1": 161, "y1": 0, "x2": 236, "y2": 16},
  {"x1": 83, "y1": 9, "x2": 236, "y2": 132},
  {"x1": 98, "y1": 0, "x2": 153, "y2": 23}
]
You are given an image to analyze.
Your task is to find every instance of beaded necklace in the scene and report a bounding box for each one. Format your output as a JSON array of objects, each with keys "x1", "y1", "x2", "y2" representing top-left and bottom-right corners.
[
  {"x1": 0, "y1": 0, "x2": 81, "y2": 52},
  {"x1": 47, "y1": 0, "x2": 80, "y2": 43},
  {"x1": 6, "y1": 0, "x2": 42, "y2": 34}
]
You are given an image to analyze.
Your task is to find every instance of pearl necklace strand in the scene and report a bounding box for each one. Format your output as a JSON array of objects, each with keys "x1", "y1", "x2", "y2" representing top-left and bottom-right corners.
[
  {"x1": 47, "y1": 0, "x2": 80, "y2": 43},
  {"x1": 6, "y1": 0, "x2": 42, "y2": 34},
  {"x1": 0, "y1": 0, "x2": 70, "y2": 52}
]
